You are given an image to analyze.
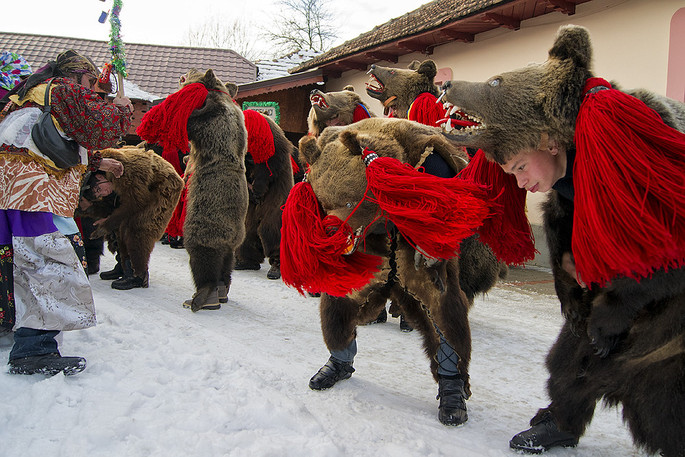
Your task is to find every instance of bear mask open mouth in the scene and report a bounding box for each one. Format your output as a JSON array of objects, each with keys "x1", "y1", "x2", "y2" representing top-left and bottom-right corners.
[
  {"x1": 365, "y1": 73, "x2": 385, "y2": 96},
  {"x1": 438, "y1": 100, "x2": 485, "y2": 135},
  {"x1": 310, "y1": 93, "x2": 329, "y2": 109}
]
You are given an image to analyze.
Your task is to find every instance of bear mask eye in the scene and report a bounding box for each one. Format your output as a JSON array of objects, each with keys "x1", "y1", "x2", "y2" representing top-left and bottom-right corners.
[{"x1": 488, "y1": 78, "x2": 501, "y2": 87}]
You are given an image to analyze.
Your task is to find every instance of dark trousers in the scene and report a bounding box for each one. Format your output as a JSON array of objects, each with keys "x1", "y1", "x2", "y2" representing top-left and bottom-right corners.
[{"x1": 9, "y1": 328, "x2": 59, "y2": 361}]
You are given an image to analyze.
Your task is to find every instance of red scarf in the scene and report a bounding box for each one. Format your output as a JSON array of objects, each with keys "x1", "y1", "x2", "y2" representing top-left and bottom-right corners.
[{"x1": 458, "y1": 149, "x2": 536, "y2": 265}]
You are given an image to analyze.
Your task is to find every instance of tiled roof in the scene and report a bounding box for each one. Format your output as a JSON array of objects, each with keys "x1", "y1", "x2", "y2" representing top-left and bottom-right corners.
[
  {"x1": 0, "y1": 32, "x2": 257, "y2": 99},
  {"x1": 290, "y1": 0, "x2": 591, "y2": 74}
]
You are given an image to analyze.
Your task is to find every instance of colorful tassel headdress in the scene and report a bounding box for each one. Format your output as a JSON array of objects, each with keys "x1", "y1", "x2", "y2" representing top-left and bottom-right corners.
[
  {"x1": 361, "y1": 148, "x2": 494, "y2": 259},
  {"x1": 243, "y1": 109, "x2": 276, "y2": 164},
  {"x1": 280, "y1": 181, "x2": 382, "y2": 297},
  {"x1": 280, "y1": 146, "x2": 495, "y2": 297},
  {"x1": 572, "y1": 77, "x2": 685, "y2": 287},
  {"x1": 457, "y1": 149, "x2": 536, "y2": 266},
  {"x1": 136, "y1": 82, "x2": 209, "y2": 157}
]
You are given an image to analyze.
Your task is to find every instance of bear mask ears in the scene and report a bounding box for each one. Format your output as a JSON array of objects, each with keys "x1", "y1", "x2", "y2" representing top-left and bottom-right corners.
[
  {"x1": 298, "y1": 135, "x2": 321, "y2": 165},
  {"x1": 548, "y1": 25, "x2": 592, "y2": 70},
  {"x1": 342, "y1": 85, "x2": 355, "y2": 92},
  {"x1": 225, "y1": 82, "x2": 238, "y2": 98},
  {"x1": 417, "y1": 60, "x2": 437, "y2": 81}
]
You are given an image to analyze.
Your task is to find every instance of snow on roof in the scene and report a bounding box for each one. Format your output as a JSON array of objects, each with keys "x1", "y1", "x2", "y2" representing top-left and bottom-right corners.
[{"x1": 255, "y1": 49, "x2": 322, "y2": 81}]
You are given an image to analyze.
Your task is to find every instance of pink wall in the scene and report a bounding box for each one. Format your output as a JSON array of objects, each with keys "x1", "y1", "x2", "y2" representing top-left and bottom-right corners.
[{"x1": 667, "y1": 8, "x2": 685, "y2": 102}]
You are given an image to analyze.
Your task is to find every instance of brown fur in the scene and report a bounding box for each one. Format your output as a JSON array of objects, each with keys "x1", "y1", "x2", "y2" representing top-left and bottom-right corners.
[
  {"x1": 80, "y1": 146, "x2": 184, "y2": 278},
  {"x1": 366, "y1": 60, "x2": 440, "y2": 117},
  {"x1": 299, "y1": 117, "x2": 504, "y2": 396},
  {"x1": 237, "y1": 113, "x2": 294, "y2": 268},
  {"x1": 181, "y1": 69, "x2": 249, "y2": 311},
  {"x1": 307, "y1": 85, "x2": 375, "y2": 136},
  {"x1": 442, "y1": 25, "x2": 685, "y2": 456}
]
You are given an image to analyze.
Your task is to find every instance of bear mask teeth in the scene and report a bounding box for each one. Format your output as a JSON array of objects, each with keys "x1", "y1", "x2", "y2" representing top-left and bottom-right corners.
[
  {"x1": 365, "y1": 74, "x2": 384, "y2": 94},
  {"x1": 439, "y1": 102, "x2": 484, "y2": 134}
]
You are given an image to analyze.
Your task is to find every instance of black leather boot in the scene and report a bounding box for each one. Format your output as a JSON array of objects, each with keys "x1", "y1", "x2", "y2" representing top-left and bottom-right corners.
[
  {"x1": 111, "y1": 260, "x2": 149, "y2": 290},
  {"x1": 437, "y1": 375, "x2": 468, "y2": 426},
  {"x1": 8, "y1": 352, "x2": 86, "y2": 376},
  {"x1": 100, "y1": 252, "x2": 123, "y2": 280},
  {"x1": 309, "y1": 356, "x2": 355, "y2": 390},
  {"x1": 509, "y1": 410, "x2": 579, "y2": 453}
]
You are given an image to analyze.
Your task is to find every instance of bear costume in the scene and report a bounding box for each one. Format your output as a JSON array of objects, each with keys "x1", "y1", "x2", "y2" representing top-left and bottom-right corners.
[
  {"x1": 440, "y1": 25, "x2": 685, "y2": 456},
  {"x1": 283, "y1": 117, "x2": 505, "y2": 426},
  {"x1": 77, "y1": 146, "x2": 184, "y2": 289},
  {"x1": 235, "y1": 109, "x2": 295, "y2": 280},
  {"x1": 307, "y1": 85, "x2": 374, "y2": 137},
  {"x1": 137, "y1": 69, "x2": 249, "y2": 311},
  {"x1": 366, "y1": 59, "x2": 446, "y2": 124}
]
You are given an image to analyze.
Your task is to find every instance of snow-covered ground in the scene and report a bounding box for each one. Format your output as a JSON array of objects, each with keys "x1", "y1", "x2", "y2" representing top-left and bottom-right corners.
[{"x1": 0, "y1": 244, "x2": 646, "y2": 457}]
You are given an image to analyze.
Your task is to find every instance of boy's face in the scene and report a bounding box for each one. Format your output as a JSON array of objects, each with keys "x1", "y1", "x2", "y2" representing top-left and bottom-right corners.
[{"x1": 501, "y1": 143, "x2": 566, "y2": 194}]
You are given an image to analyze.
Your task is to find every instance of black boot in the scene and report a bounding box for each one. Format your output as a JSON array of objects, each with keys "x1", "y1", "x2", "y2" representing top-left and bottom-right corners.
[
  {"x1": 86, "y1": 253, "x2": 100, "y2": 275},
  {"x1": 111, "y1": 260, "x2": 149, "y2": 290},
  {"x1": 8, "y1": 352, "x2": 86, "y2": 376},
  {"x1": 437, "y1": 375, "x2": 468, "y2": 426},
  {"x1": 169, "y1": 236, "x2": 184, "y2": 249},
  {"x1": 509, "y1": 410, "x2": 579, "y2": 453},
  {"x1": 100, "y1": 252, "x2": 123, "y2": 280},
  {"x1": 400, "y1": 314, "x2": 413, "y2": 332},
  {"x1": 309, "y1": 356, "x2": 355, "y2": 390}
]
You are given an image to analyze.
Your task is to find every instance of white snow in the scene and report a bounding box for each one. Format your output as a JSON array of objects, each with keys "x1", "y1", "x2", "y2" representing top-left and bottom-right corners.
[{"x1": 0, "y1": 245, "x2": 647, "y2": 457}]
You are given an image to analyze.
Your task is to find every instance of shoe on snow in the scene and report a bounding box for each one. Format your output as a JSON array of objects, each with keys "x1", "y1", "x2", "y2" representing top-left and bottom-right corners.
[
  {"x1": 183, "y1": 288, "x2": 221, "y2": 311},
  {"x1": 509, "y1": 411, "x2": 579, "y2": 453},
  {"x1": 111, "y1": 273, "x2": 148, "y2": 290},
  {"x1": 437, "y1": 376, "x2": 468, "y2": 426},
  {"x1": 8, "y1": 353, "x2": 86, "y2": 376},
  {"x1": 400, "y1": 314, "x2": 413, "y2": 332},
  {"x1": 266, "y1": 263, "x2": 281, "y2": 280},
  {"x1": 100, "y1": 262, "x2": 123, "y2": 280},
  {"x1": 309, "y1": 356, "x2": 355, "y2": 390}
]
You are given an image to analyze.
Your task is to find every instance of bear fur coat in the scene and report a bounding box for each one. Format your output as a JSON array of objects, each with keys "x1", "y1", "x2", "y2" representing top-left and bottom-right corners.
[
  {"x1": 236, "y1": 111, "x2": 295, "y2": 278},
  {"x1": 78, "y1": 146, "x2": 184, "y2": 281},
  {"x1": 293, "y1": 117, "x2": 505, "y2": 412},
  {"x1": 181, "y1": 69, "x2": 249, "y2": 311},
  {"x1": 440, "y1": 25, "x2": 685, "y2": 456}
]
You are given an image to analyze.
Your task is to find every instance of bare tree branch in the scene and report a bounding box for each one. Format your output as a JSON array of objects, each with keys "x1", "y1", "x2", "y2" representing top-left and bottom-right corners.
[
  {"x1": 183, "y1": 17, "x2": 265, "y2": 62},
  {"x1": 264, "y1": 0, "x2": 339, "y2": 55}
]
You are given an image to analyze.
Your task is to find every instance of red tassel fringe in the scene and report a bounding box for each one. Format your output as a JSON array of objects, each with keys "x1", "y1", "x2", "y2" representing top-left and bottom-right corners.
[
  {"x1": 458, "y1": 149, "x2": 536, "y2": 265},
  {"x1": 363, "y1": 151, "x2": 493, "y2": 259},
  {"x1": 573, "y1": 78, "x2": 685, "y2": 286},
  {"x1": 280, "y1": 182, "x2": 382, "y2": 296},
  {"x1": 136, "y1": 83, "x2": 209, "y2": 156},
  {"x1": 243, "y1": 109, "x2": 276, "y2": 164},
  {"x1": 407, "y1": 92, "x2": 446, "y2": 126}
]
